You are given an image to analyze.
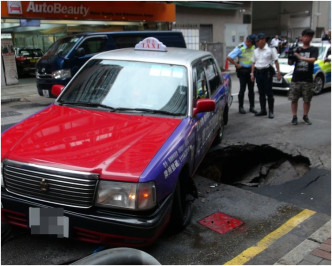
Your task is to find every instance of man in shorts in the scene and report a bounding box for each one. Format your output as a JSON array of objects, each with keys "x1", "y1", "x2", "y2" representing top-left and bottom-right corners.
[{"x1": 288, "y1": 28, "x2": 318, "y2": 125}]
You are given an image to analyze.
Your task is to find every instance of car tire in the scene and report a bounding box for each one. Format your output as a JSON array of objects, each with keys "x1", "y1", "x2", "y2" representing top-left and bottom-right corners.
[
  {"x1": 313, "y1": 74, "x2": 324, "y2": 95},
  {"x1": 223, "y1": 104, "x2": 229, "y2": 125},
  {"x1": 213, "y1": 119, "x2": 224, "y2": 146},
  {"x1": 168, "y1": 177, "x2": 192, "y2": 232}
]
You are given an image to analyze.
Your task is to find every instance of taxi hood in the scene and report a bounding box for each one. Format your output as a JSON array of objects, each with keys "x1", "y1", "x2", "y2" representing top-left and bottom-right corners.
[{"x1": 1, "y1": 105, "x2": 181, "y2": 182}]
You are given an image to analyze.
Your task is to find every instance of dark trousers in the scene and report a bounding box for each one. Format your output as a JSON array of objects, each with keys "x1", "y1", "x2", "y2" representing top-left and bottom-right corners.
[
  {"x1": 237, "y1": 67, "x2": 255, "y2": 108},
  {"x1": 255, "y1": 68, "x2": 274, "y2": 111}
]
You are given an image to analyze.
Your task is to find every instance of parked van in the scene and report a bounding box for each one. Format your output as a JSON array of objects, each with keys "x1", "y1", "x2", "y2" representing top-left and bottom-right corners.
[{"x1": 36, "y1": 31, "x2": 186, "y2": 97}]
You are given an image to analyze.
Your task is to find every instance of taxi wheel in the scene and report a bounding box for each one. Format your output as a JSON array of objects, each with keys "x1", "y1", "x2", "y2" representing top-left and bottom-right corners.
[
  {"x1": 213, "y1": 120, "x2": 224, "y2": 146},
  {"x1": 168, "y1": 178, "x2": 192, "y2": 232},
  {"x1": 313, "y1": 74, "x2": 324, "y2": 94}
]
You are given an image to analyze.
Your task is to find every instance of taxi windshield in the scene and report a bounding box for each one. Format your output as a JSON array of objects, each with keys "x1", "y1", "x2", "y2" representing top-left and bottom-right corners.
[{"x1": 58, "y1": 59, "x2": 188, "y2": 116}]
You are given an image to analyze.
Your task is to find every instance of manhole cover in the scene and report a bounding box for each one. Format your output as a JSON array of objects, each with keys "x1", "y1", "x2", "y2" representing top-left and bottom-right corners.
[{"x1": 198, "y1": 212, "x2": 244, "y2": 234}]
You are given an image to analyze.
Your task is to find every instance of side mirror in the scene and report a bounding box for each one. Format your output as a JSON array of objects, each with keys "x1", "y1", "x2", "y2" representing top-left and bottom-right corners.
[
  {"x1": 51, "y1": 84, "x2": 65, "y2": 97},
  {"x1": 76, "y1": 47, "x2": 86, "y2": 57},
  {"x1": 193, "y1": 98, "x2": 216, "y2": 116}
]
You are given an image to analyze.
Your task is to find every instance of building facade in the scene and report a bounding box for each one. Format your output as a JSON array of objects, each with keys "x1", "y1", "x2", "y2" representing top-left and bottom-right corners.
[{"x1": 253, "y1": 1, "x2": 331, "y2": 41}]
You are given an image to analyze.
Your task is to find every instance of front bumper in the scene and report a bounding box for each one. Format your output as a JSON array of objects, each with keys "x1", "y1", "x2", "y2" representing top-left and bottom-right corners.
[
  {"x1": 272, "y1": 75, "x2": 291, "y2": 91},
  {"x1": 1, "y1": 189, "x2": 172, "y2": 247},
  {"x1": 36, "y1": 78, "x2": 69, "y2": 98}
]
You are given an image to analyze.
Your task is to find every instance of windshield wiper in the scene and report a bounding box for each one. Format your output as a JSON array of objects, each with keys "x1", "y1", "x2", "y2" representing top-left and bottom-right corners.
[
  {"x1": 57, "y1": 102, "x2": 183, "y2": 116},
  {"x1": 113, "y1": 107, "x2": 183, "y2": 116},
  {"x1": 58, "y1": 101, "x2": 115, "y2": 111}
]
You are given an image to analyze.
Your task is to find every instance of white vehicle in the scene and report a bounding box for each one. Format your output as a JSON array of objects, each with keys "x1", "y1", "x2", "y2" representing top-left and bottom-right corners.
[{"x1": 273, "y1": 41, "x2": 331, "y2": 94}]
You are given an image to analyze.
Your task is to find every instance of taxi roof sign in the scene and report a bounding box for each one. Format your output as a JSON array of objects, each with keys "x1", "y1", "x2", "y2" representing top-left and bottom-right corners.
[{"x1": 135, "y1": 37, "x2": 167, "y2": 52}]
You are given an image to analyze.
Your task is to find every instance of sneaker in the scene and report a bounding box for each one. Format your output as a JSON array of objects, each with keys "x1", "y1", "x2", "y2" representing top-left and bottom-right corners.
[
  {"x1": 303, "y1": 115, "x2": 312, "y2": 125},
  {"x1": 291, "y1": 116, "x2": 298, "y2": 125}
]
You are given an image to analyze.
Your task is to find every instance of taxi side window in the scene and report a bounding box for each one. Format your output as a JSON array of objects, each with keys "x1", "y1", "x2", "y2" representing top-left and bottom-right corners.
[
  {"x1": 203, "y1": 58, "x2": 222, "y2": 95},
  {"x1": 79, "y1": 37, "x2": 108, "y2": 55},
  {"x1": 194, "y1": 63, "x2": 209, "y2": 100}
]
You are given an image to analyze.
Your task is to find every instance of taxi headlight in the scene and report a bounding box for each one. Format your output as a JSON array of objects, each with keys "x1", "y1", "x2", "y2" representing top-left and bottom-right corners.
[
  {"x1": 52, "y1": 69, "x2": 71, "y2": 79},
  {"x1": 95, "y1": 181, "x2": 156, "y2": 210}
]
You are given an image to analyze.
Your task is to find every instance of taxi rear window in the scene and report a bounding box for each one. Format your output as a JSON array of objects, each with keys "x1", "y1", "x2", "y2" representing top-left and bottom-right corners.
[{"x1": 59, "y1": 59, "x2": 188, "y2": 116}]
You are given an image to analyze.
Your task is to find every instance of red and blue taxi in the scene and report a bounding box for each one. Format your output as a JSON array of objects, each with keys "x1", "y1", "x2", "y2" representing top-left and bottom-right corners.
[{"x1": 1, "y1": 37, "x2": 232, "y2": 246}]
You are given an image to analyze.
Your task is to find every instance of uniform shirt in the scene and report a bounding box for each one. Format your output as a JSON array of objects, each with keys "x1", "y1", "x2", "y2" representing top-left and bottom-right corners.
[
  {"x1": 252, "y1": 44, "x2": 278, "y2": 69},
  {"x1": 270, "y1": 38, "x2": 280, "y2": 48},
  {"x1": 228, "y1": 42, "x2": 254, "y2": 68},
  {"x1": 292, "y1": 46, "x2": 318, "y2": 82}
]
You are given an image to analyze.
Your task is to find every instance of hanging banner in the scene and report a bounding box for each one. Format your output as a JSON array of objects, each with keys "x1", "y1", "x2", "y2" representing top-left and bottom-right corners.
[{"x1": 1, "y1": 39, "x2": 19, "y2": 85}]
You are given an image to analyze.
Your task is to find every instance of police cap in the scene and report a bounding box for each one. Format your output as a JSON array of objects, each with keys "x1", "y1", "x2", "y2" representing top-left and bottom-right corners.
[
  {"x1": 247, "y1": 34, "x2": 256, "y2": 44},
  {"x1": 255, "y1": 32, "x2": 266, "y2": 42}
]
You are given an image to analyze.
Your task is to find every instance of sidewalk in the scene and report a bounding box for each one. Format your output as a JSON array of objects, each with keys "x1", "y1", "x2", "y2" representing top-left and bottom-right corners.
[
  {"x1": 275, "y1": 220, "x2": 331, "y2": 265},
  {"x1": 1, "y1": 77, "x2": 39, "y2": 103},
  {"x1": 1, "y1": 78, "x2": 331, "y2": 265}
]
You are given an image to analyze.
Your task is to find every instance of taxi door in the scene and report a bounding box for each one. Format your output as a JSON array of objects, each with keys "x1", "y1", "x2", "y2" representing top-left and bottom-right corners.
[{"x1": 192, "y1": 58, "x2": 221, "y2": 167}]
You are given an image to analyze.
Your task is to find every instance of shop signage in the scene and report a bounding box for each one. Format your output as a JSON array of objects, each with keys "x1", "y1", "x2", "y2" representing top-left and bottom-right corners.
[
  {"x1": 1, "y1": 1, "x2": 175, "y2": 22},
  {"x1": 1, "y1": 39, "x2": 19, "y2": 85},
  {"x1": 26, "y1": 2, "x2": 89, "y2": 17}
]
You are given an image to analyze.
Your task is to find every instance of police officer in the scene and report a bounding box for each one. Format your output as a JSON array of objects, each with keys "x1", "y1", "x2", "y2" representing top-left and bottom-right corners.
[
  {"x1": 227, "y1": 34, "x2": 257, "y2": 114},
  {"x1": 251, "y1": 33, "x2": 281, "y2": 119}
]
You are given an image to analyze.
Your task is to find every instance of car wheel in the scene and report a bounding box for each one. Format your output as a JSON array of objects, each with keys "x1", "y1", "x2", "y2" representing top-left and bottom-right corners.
[
  {"x1": 168, "y1": 177, "x2": 193, "y2": 232},
  {"x1": 213, "y1": 119, "x2": 224, "y2": 146},
  {"x1": 313, "y1": 74, "x2": 324, "y2": 94}
]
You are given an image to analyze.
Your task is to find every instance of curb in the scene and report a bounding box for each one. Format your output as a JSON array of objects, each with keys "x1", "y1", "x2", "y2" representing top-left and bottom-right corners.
[
  {"x1": 274, "y1": 220, "x2": 331, "y2": 265},
  {"x1": 1, "y1": 97, "x2": 21, "y2": 104}
]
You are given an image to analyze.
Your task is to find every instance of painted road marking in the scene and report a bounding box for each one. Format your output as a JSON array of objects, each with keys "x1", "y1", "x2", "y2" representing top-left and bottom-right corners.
[{"x1": 224, "y1": 209, "x2": 316, "y2": 265}]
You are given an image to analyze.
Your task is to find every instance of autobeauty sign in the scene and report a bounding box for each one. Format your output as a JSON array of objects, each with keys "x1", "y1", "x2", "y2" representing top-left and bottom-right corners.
[{"x1": 2, "y1": 1, "x2": 175, "y2": 21}]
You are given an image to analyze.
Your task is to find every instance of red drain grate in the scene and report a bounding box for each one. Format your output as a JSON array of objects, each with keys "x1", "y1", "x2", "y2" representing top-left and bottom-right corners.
[{"x1": 198, "y1": 212, "x2": 244, "y2": 234}]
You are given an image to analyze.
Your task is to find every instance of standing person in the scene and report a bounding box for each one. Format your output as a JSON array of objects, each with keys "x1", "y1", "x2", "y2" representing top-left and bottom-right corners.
[
  {"x1": 321, "y1": 29, "x2": 331, "y2": 43},
  {"x1": 281, "y1": 36, "x2": 288, "y2": 53},
  {"x1": 270, "y1": 35, "x2": 281, "y2": 52},
  {"x1": 227, "y1": 34, "x2": 257, "y2": 114},
  {"x1": 251, "y1": 33, "x2": 281, "y2": 119},
  {"x1": 288, "y1": 28, "x2": 318, "y2": 125}
]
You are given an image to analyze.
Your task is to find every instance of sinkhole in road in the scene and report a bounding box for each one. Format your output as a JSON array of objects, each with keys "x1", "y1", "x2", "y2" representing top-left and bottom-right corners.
[{"x1": 198, "y1": 144, "x2": 311, "y2": 187}]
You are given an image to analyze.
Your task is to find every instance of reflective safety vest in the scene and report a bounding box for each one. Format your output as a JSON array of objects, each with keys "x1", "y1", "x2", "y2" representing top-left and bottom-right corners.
[{"x1": 238, "y1": 44, "x2": 255, "y2": 67}]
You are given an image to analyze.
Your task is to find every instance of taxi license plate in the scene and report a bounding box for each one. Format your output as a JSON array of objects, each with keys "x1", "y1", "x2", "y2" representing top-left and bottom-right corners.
[
  {"x1": 29, "y1": 207, "x2": 69, "y2": 238},
  {"x1": 42, "y1": 89, "x2": 50, "y2": 97},
  {"x1": 273, "y1": 77, "x2": 282, "y2": 84}
]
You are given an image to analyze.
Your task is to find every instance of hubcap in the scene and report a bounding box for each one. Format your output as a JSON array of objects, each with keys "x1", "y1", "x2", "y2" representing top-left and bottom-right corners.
[{"x1": 314, "y1": 76, "x2": 323, "y2": 94}]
